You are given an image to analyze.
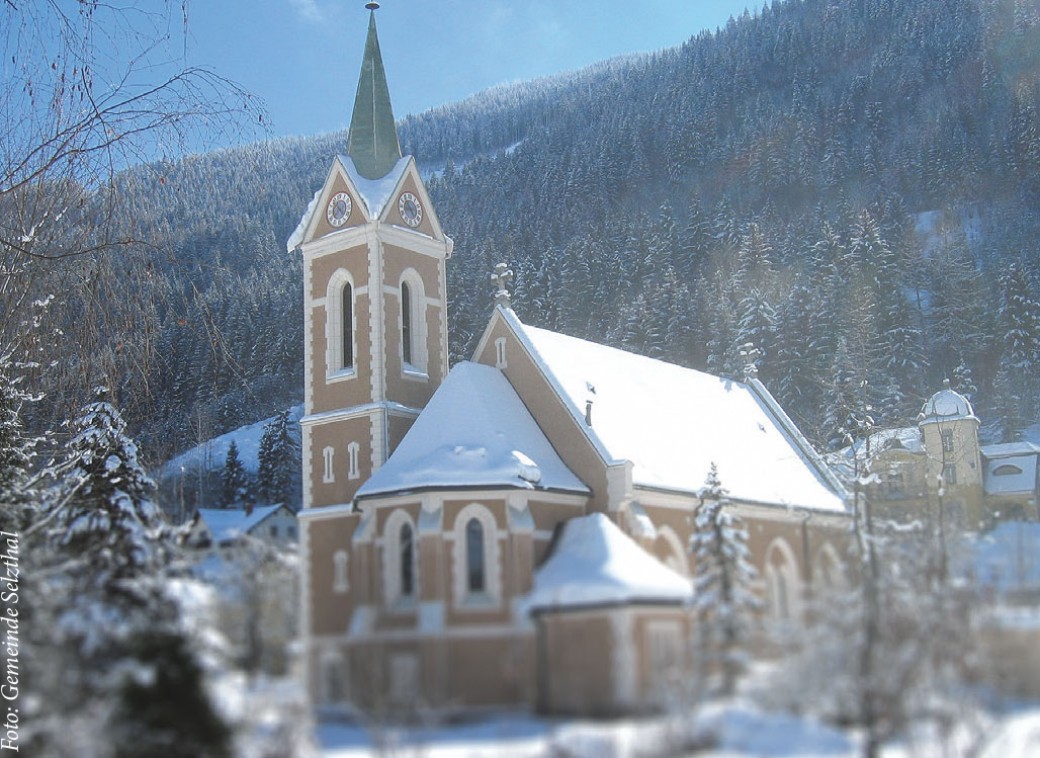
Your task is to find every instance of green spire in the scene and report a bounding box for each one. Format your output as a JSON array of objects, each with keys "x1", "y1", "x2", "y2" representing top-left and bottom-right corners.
[{"x1": 347, "y1": 11, "x2": 403, "y2": 180}]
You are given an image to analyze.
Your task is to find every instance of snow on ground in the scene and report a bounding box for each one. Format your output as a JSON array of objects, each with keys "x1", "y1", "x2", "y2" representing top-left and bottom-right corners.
[
  {"x1": 314, "y1": 703, "x2": 1040, "y2": 757},
  {"x1": 160, "y1": 404, "x2": 303, "y2": 478}
]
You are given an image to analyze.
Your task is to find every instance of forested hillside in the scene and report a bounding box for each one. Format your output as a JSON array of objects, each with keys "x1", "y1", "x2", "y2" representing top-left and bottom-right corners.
[{"x1": 29, "y1": 0, "x2": 1040, "y2": 467}]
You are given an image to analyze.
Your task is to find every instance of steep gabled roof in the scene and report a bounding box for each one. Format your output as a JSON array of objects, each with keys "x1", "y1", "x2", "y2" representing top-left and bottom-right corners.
[
  {"x1": 491, "y1": 307, "x2": 848, "y2": 513},
  {"x1": 355, "y1": 361, "x2": 588, "y2": 499}
]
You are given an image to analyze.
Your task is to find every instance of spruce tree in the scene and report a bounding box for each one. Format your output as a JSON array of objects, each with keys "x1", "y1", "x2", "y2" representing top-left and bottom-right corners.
[
  {"x1": 689, "y1": 463, "x2": 760, "y2": 697},
  {"x1": 220, "y1": 439, "x2": 250, "y2": 508},
  {"x1": 257, "y1": 409, "x2": 299, "y2": 507}
]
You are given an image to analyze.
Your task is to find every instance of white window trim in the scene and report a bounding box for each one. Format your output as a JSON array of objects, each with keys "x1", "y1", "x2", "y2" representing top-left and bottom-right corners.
[
  {"x1": 451, "y1": 503, "x2": 502, "y2": 610},
  {"x1": 333, "y1": 549, "x2": 349, "y2": 593},
  {"x1": 399, "y1": 269, "x2": 429, "y2": 378},
  {"x1": 347, "y1": 441, "x2": 361, "y2": 480},
  {"x1": 383, "y1": 509, "x2": 418, "y2": 610},
  {"x1": 495, "y1": 337, "x2": 507, "y2": 369},
  {"x1": 322, "y1": 446, "x2": 335, "y2": 484},
  {"x1": 326, "y1": 268, "x2": 357, "y2": 382}
]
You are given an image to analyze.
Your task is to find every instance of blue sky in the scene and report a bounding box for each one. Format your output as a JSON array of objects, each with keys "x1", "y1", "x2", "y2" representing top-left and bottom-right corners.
[{"x1": 185, "y1": 1, "x2": 752, "y2": 142}]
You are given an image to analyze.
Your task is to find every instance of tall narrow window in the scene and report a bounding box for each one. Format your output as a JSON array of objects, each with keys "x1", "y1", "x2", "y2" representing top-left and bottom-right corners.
[
  {"x1": 347, "y1": 441, "x2": 360, "y2": 480},
  {"x1": 400, "y1": 523, "x2": 414, "y2": 597},
  {"x1": 495, "y1": 337, "x2": 507, "y2": 369},
  {"x1": 941, "y1": 429, "x2": 954, "y2": 454},
  {"x1": 466, "y1": 518, "x2": 485, "y2": 592},
  {"x1": 401, "y1": 281, "x2": 412, "y2": 365},
  {"x1": 341, "y1": 282, "x2": 354, "y2": 369},
  {"x1": 322, "y1": 446, "x2": 335, "y2": 483},
  {"x1": 333, "y1": 550, "x2": 348, "y2": 593}
]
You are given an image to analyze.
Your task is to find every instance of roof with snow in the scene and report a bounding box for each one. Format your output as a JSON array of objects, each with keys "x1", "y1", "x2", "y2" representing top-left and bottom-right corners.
[
  {"x1": 525, "y1": 513, "x2": 693, "y2": 612},
  {"x1": 919, "y1": 382, "x2": 977, "y2": 426},
  {"x1": 196, "y1": 504, "x2": 290, "y2": 544},
  {"x1": 503, "y1": 310, "x2": 847, "y2": 512},
  {"x1": 286, "y1": 155, "x2": 411, "y2": 251},
  {"x1": 355, "y1": 361, "x2": 589, "y2": 499}
]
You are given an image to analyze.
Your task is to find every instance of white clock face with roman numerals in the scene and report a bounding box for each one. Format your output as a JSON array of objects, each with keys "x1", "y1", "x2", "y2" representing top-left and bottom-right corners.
[
  {"x1": 326, "y1": 192, "x2": 352, "y2": 227},
  {"x1": 398, "y1": 192, "x2": 422, "y2": 228}
]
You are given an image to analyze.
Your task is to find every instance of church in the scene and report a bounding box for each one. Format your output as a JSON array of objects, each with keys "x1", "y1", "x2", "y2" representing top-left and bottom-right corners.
[{"x1": 292, "y1": 9, "x2": 852, "y2": 716}]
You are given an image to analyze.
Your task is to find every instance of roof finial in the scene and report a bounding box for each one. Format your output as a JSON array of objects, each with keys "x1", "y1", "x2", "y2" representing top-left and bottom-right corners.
[{"x1": 492, "y1": 263, "x2": 514, "y2": 307}]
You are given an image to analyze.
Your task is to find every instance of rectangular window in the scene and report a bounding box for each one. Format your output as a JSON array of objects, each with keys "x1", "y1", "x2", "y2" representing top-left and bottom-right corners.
[
  {"x1": 942, "y1": 463, "x2": 957, "y2": 486},
  {"x1": 495, "y1": 337, "x2": 507, "y2": 369},
  {"x1": 941, "y1": 429, "x2": 954, "y2": 454}
]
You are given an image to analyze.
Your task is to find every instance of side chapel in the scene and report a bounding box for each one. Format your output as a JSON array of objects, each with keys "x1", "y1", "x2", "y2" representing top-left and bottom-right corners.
[{"x1": 292, "y1": 8, "x2": 853, "y2": 716}]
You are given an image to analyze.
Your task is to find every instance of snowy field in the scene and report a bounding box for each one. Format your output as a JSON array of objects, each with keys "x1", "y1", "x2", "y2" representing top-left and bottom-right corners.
[{"x1": 314, "y1": 702, "x2": 1040, "y2": 757}]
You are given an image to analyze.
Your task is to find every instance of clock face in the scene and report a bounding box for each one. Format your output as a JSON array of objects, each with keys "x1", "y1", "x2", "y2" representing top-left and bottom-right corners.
[
  {"x1": 398, "y1": 192, "x2": 423, "y2": 228},
  {"x1": 326, "y1": 192, "x2": 352, "y2": 228}
]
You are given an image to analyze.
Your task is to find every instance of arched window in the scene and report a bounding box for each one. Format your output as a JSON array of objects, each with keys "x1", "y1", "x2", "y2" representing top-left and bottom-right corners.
[
  {"x1": 333, "y1": 549, "x2": 348, "y2": 593},
  {"x1": 400, "y1": 522, "x2": 414, "y2": 597},
  {"x1": 466, "y1": 518, "x2": 485, "y2": 592},
  {"x1": 399, "y1": 270, "x2": 427, "y2": 374},
  {"x1": 452, "y1": 503, "x2": 500, "y2": 607},
  {"x1": 383, "y1": 510, "x2": 418, "y2": 606},
  {"x1": 401, "y1": 281, "x2": 412, "y2": 365},
  {"x1": 765, "y1": 538, "x2": 802, "y2": 622},
  {"x1": 326, "y1": 269, "x2": 356, "y2": 379},
  {"x1": 341, "y1": 282, "x2": 353, "y2": 369},
  {"x1": 322, "y1": 446, "x2": 335, "y2": 484}
]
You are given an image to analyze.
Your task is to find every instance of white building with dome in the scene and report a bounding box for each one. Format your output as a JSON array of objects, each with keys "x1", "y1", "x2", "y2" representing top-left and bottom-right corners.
[{"x1": 832, "y1": 381, "x2": 1040, "y2": 528}]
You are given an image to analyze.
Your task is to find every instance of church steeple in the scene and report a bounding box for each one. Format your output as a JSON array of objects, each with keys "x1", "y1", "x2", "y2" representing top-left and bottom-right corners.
[{"x1": 347, "y1": 9, "x2": 403, "y2": 180}]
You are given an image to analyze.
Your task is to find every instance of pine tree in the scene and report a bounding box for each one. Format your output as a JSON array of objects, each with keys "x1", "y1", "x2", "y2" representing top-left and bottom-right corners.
[
  {"x1": 689, "y1": 463, "x2": 760, "y2": 697},
  {"x1": 220, "y1": 440, "x2": 250, "y2": 508},
  {"x1": 50, "y1": 387, "x2": 166, "y2": 585},
  {"x1": 0, "y1": 356, "x2": 37, "y2": 532},
  {"x1": 25, "y1": 388, "x2": 233, "y2": 757},
  {"x1": 257, "y1": 409, "x2": 299, "y2": 507}
]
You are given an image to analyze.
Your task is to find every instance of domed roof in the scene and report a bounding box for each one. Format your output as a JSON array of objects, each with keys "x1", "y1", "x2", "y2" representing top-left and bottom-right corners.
[{"x1": 919, "y1": 380, "x2": 976, "y2": 425}]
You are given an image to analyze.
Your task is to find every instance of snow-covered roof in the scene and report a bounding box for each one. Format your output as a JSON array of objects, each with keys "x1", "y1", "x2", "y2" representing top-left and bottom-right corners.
[
  {"x1": 196, "y1": 504, "x2": 289, "y2": 544},
  {"x1": 355, "y1": 361, "x2": 589, "y2": 499},
  {"x1": 983, "y1": 454, "x2": 1038, "y2": 496},
  {"x1": 341, "y1": 154, "x2": 410, "y2": 219},
  {"x1": 507, "y1": 312, "x2": 847, "y2": 512},
  {"x1": 982, "y1": 441, "x2": 1040, "y2": 458},
  {"x1": 919, "y1": 383, "x2": 976, "y2": 426},
  {"x1": 285, "y1": 155, "x2": 411, "y2": 251},
  {"x1": 525, "y1": 513, "x2": 693, "y2": 611}
]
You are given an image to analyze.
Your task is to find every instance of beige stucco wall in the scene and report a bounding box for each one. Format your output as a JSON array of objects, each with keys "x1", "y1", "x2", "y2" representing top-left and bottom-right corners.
[{"x1": 475, "y1": 318, "x2": 609, "y2": 512}]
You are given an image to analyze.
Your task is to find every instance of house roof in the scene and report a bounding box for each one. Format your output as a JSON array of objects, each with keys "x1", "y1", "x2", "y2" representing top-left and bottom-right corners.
[
  {"x1": 355, "y1": 361, "x2": 589, "y2": 499},
  {"x1": 196, "y1": 504, "x2": 288, "y2": 544},
  {"x1": 525, "y1": 512, "x2": 693, "y2": 611},
  {"x1": 346, "y1": 10, "x2": 402, "y2": 180},
  {"x1": 501, "y1": 309, "x2": 847, "y2": 513}
]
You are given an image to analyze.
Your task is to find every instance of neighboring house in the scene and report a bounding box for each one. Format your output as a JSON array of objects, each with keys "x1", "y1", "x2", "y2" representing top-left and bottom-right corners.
[
  {"x1": 188, "y1": 504, "x2": 298, "y2": 549},
  {"x1": 293, "y1": 9, "x2": 851, "y2": 716},
  {"x1": 830, "y1": 381, "x2": 1040, "y2": 529}
]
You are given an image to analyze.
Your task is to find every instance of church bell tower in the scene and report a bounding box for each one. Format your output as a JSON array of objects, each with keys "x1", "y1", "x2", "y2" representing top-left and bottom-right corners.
[{"x1": 291, "y1": 5, "x2": 452, "y2": 512}]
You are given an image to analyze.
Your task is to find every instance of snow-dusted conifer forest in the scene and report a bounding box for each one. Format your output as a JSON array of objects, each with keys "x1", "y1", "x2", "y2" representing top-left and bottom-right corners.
[{"x1": 4, "y1": 0, "x2": 1040, "y2": 754}]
